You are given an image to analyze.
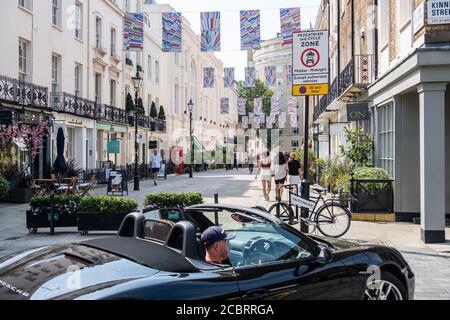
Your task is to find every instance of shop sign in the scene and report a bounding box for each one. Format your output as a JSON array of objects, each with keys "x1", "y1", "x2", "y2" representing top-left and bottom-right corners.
[
  {"x1": 347, "y1": 103, "x2": 370, "y2": 122},
  {"x1": 107, "y1": 170, "x2": 128, "y2": 196},
  {"x1": 68, "y1": 118, "x2": 83, "y2": 126},
  {"x1": 107, "y1": 140, "x2": 121, "y2": 154}
]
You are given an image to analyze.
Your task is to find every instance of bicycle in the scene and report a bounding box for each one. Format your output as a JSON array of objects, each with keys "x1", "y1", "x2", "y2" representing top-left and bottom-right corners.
[{"x1": 268, "y1": 184, "x2": 353, "y2": 238}]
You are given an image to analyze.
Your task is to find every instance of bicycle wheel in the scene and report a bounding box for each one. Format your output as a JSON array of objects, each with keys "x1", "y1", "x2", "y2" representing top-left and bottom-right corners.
[
  {"x1": 268, "y1": 202, "x2": 295, "y2": 224},
  {"x1": 315, "y1": 204, "x2": 351, "y2": 238}
]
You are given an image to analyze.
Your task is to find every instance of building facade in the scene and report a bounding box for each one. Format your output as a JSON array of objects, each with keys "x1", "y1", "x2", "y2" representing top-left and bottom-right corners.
[{"x1": 311, "y1": 0, "x2": 450, "y2": 243}]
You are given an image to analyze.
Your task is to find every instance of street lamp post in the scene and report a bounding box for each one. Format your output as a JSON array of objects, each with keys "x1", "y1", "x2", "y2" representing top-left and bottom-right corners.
[
  {"x1": 132, "y1": 70, "x2": 143, "y2": 191},
  {"x1": 187, "y1": 99, "x2": 194, "y2": 178}
]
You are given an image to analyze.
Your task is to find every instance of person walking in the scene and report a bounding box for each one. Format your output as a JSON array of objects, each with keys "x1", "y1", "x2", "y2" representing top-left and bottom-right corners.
[
  {"x1": 273, "y1": 152, "x2": 288, "y2": 201},
  {"x1": 255, "y1": 151, "x2": 272, "y2": 202},
  {"x1": 150, "y1": 150, "x2": 162, "y2": 186},
  {"x1": 248, "y1": 150, "x2": 256, "y2": 174},
  {"x1": 288, "y1": 152, "x2": 303, "y2": 194},
  {"x1": 233, "y1": 152, "x2": 239, "y2": 171}
]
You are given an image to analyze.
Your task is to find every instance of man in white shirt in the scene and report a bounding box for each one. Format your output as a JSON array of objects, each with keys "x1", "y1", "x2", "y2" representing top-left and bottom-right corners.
[{"x1": 150, "y1": 150, "x2": 162, "y2": 186}]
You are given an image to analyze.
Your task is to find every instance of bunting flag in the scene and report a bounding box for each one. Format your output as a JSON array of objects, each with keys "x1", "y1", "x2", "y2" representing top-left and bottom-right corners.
[
  {"x1": 285, "y1": 65, "x2": 293, "y2": 85},
  {"x1": 242, "y1": 116, "x2": 249, "y2": 129},
  {"x1": 240, "y1": 10, "x2": 261, "y2": 50},
  {"x1": 237, "y1": 98, "x2": 246, "y2": 116},
  {"x1": 203, "y1": 67, "x2": 215, "y2": 88},
  {"x1": 290, "y1": 111, "x2": 298, "y2": 128},
  {"x1": 201, "y1": 12, "x2": 221, "y2": 52},
  {"x1": 270, "y1": 112, "x2": 277, "y2": 126},
  {"x1": 254, "y1": 98, "x2": 263, "y2": 114},
  {"x1": 245, "y1": 67, "x2": 256, "y2": 88},
  {"x1": 124, "y1": 13, "x2": 144, "y2": 51},
  {"x1": 249, "y1": 112, "x2": 255, "y2": 127},
  {"x1": 221, "y1": 98, "x2": 230, "y2": 114},
  {"x1": 266, "y1": 116, "x2": 273, "y2": 129},
  {"x1": 288, "y1": 97, "x2": 297, "y2": 113},
  {"x1": 162, "y1": 12, "x2": 182, "y2": 52},
  {"x1": 265, "y1": 66, "x2": 277, "y2": 87},
  {"x1": 280, "y1": 8, "x2": 301, "y2": 46},
  {"x1": 224, "y1": 68, "x2": 235, "y2": 88},
  {"x1": 279, "y1": 112, "x2": 287, "y2": 129},
  {"x1": 254, "y1": 116, "x2": 261, "y2": 129},
  {"x1": 271, "y1": 97, "x2": 281, "y2": 114},
  {"x1": 259, "y1": 113, "x2": 266, "y2": 124}
]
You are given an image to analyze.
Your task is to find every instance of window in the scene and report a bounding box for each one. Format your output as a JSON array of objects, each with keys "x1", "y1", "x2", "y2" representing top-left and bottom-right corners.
[
  {"x1": 18, "y1": 39, "x2": 29, "y2": 82},
  {"x1": 52, "y1": 54, "x2": 61, "y2": 93},
  {"x1": 147, "y1": 94, "x2": 152, "y2": 114},
  {"x1": 74, "y1": 64, "x2": 82, "y2": 97},
  {"x1": 52, "y1": 0, "x2": 61, "y2": 27},
  {"x1": 75, "y1": 2, "x2": 82, "y2": 39},
  {"x1": 174, "y1": 84, "x2": 180, "y2": 114},
  {"x1": 378, "y1": 102, "x2": 394, "y2": 176},
  {"x1": 155, "y1": 60, "x2": 160, "y2": 83},
  {"x1": 174, "y1": 53, "x2": 179, "y2": 66},
  {"x1": 398, "y1": 0, "x2": 413, "y2": 26},
  {"x1": 110, "y1": 79, "x2": 116, "y2": 106},
  {"x1": 18, "y1": 0, "x2": 32, "y2": 11},
  {"x1": 125, "y1": 85, "x2": 130, "y2": 101},
  {"x1": 95, "y1": 17, "x2": 102, "y2": 48},
  {"x1": 136, "y1": 0, "x2": 141, "y2": 12},
  {"x1": 147, "y1": 55, "x2": 152, "y2": 80},
  {"x1": 110, "y1": 28, "x2": 116, "y2": 57},
  {"x1": 95, "y1": 73, "x2": 102, "y2": 104},
  {"x1": 125, "y1": 0, "x2": 130, "y2": 12},
  {"x1": 155, "y1": 97, "x2": 159, "y2": 108},
  {"x1": 292, "y1": 128, "x2": 299, "y2": 135},
  {"x1": 66, "y1": 127, "x2": 75, "y2": 160},
  {"x1": 291, "y1": 140, "x2": 299, "y2": 148},
  {"x1": 379, "y1": 0, "x2": 390, "y2": 46}
]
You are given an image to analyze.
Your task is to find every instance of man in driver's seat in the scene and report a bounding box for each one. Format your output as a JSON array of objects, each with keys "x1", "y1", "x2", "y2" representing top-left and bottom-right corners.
[{"x1": 201, "y1": 226, "x2": 235, "y2": 265}]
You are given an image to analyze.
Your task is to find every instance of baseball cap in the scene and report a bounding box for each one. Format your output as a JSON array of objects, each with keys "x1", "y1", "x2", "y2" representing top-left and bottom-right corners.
[{"x1": 201, "y1": 226, "x2": 235, "y2": 246}]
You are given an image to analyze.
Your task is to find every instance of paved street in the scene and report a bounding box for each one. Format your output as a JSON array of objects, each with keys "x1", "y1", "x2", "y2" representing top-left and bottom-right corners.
[{"x1": 0, "y1": 169, "x2": 449, "y2": 300}]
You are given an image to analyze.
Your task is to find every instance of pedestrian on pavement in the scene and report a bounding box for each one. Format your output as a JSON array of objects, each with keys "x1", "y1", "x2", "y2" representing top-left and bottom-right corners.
[
  {"x1": 288, "y1": 152, "x2": 303, "y2": 194},
  {"x1": 255, "y1": 151, "x2": 272, "y2": 202},
  {"x1": 150, "y1": 150, "x2": 162, "y2": 186},
  {"x1": 233, "y1": 152, "x2": 239, "y2": 171},
  {"x1": 274, "y1": 152, "x2": 288, "y2": 201},
  {"x1": 248, "y1": 150, "x2": 256, "y2": 174}
]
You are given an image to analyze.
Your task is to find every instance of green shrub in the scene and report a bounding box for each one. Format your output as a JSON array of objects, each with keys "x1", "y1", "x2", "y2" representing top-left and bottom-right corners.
[
  {"x1": 30, "y1": 195, "x2": 82, "y2": 215},
  {"x1": 78, "y1": 196, "x2": 138, "y2": 214},
  {"x1": 352, "y1": 167, "x2": 392, "y2": 193},
  {"x1": 144, "y1": 192, "x2": 203, "y2": 210},
  {"x1": 320, "y1": 158, "x2": 353, "y2": 193},
  {"x1": 0, "y1": 176, "x2": 9, "y2": 200}
]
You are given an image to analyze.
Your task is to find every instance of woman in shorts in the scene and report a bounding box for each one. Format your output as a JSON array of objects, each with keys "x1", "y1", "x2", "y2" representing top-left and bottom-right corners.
[
  {"x1": 273, "y1": 152, "x2": 288, "y2": 201},
  {"x1": 255, "y1": 151, "x2": 272, "y2": 202}
]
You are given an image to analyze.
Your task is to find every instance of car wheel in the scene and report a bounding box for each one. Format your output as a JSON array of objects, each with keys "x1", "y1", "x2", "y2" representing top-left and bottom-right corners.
[{"x1": 364, "y1": 271, "x2": 407, "y2": 300}]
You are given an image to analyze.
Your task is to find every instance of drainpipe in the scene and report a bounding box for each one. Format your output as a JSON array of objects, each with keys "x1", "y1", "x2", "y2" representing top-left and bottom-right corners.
[
  {"x1": 374, "y1": 0, "x2": 379, "y2": 80},
  {"x1": 337, "y1": 0, "x2": 341, "y2": 94},
  {"x1": 351, "y1": 0, "x2": 355, "y2": 83}
]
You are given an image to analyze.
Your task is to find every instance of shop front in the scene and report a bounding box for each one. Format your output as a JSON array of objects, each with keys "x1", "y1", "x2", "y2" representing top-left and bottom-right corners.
[{"x1": 96, "y1": 122, "x2": 128, "y2": 168}]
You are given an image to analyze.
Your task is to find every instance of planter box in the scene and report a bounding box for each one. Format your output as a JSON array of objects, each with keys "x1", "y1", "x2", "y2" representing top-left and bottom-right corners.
[
  {"x1": 26, "y1": 210, "x2": 78, "y2": 233},
  {"x1": 9, "y1": 187, "x2": 32, "y2": 203},
  {"x1": 77, "y1": 212, "x2": 129, "y2": 234},
  {"x1": 352, "y1": 190, "x2": 393, "y2": 213}
]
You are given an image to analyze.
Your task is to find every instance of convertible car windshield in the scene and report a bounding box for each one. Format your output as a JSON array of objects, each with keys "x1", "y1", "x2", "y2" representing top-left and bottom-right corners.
[{"x1": 199, "y1": 210, "x2": 314, "y2": 268}]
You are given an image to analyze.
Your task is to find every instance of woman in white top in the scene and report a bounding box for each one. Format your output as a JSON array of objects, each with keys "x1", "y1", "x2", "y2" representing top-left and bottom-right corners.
[
  {"x1": 255, "y1": 151, "x2": 272, "y2": 202},
  {"x1": 273, "y1": 152, "x2": 288, "y2": 201}
]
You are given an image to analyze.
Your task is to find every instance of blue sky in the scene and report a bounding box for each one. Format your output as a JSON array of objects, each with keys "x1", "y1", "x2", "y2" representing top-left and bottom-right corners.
[{"x1": 156, "y1": 0, "x2": 321, "y2": 79}]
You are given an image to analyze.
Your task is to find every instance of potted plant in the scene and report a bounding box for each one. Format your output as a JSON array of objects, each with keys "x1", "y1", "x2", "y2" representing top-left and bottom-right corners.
[
  {"x1": 1, "y1": 164, "x2": 33, "y2": 203},
  {"x1": 27, "y1": 195, "x2": 81, "y2": 233},
  {"x1": 143, "y1": 192, "x2": 203, "y2": 212},
  {"x1": 77, "y1": 196, "x2": 138, "y2": 234},
  {"x1": 65, "y1": 159, "x2": 82, "y2": 178}
]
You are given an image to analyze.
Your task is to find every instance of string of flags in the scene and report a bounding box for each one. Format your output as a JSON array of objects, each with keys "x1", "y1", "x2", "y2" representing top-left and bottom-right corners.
[{"x1": 123, "y1": 7, "x2": 301, "y2": 53}]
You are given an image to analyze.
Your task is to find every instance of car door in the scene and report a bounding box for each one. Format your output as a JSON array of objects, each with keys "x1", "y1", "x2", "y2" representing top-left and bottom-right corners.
[{"x1": 234, "y1": 256, "x2": 353, "y2": 300}]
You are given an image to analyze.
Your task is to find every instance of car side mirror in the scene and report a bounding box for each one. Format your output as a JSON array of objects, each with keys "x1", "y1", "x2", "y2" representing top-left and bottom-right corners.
[{"x1": 316, "y1": 247, "x2": 333, "y2": 265}]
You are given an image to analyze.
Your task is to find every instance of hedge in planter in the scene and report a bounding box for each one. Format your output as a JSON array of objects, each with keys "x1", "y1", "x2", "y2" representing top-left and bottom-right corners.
[
  {"x1": 0, "y1": 176, "x2": 9, "y2": 201},
  {"x1": 144, "y1": 192, "x2": 203, "y2": 211},
  {"x1": 77, "y1": 196, "x2": 138, "y2": 234},
  {"x1": 27, "y1": 195, "x2": 82, "y2": 232}
]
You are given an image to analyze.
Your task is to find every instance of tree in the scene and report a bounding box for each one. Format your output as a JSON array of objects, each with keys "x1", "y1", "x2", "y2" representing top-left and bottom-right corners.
[
  {"x1": 158, "y1": 105, "x2": 166, "y2": 120},
  {"x1": 339, "y1": 126, "x2": 374, "y2": 167},
  {"x1": 150, "y1": 101, "x2": 158, "y2": 118},
  {"x1": 125, "y1": 93, "x2": 134, "y2": 113},
  {"x1": 236, "y1": 79, "x2": 274, "y2": 119},
  {"x1": 136, "y1": 97, "x2": 145, "y2": 115}
]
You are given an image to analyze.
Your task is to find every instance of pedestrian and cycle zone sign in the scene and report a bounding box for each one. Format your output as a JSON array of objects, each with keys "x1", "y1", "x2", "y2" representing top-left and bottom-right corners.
[
  {"x1": 291, "y1": 194, "x2": 316, "y2": 211},
  {"x1": 292, "y1": 30, "x2": 329, "y2": 96}
]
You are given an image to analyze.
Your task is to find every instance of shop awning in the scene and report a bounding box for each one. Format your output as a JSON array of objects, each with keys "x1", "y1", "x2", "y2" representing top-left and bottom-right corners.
[{"x1": 193, "y1": 136, "x2": 205, "y2": 150}]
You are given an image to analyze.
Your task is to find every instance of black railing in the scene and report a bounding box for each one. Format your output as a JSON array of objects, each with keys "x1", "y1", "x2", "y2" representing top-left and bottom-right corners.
[
  {"x1": 0, "y1": 75, "x2": 49, "y2": 108},
  {"x1": 350, "y1": 178, "x2": 394, "y2": 213},
  {"x1": 313, "y1": 54, "x2": 375, "y2": 121},
  {"x1": 52, "y1": 92, "x2": 96, "y2": 119},
  {"x1": 97, "y1": 104, "x2": 128, "y2": 125}
]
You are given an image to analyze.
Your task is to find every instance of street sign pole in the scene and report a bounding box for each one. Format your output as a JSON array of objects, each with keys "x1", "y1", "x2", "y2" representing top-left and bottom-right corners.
[{"x1": 301, "y1": 97, "x2": 310, "y2": 234}]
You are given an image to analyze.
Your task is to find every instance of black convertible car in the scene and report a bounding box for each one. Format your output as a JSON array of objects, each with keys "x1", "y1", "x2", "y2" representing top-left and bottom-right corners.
[{"x1": 0, "y1": 204, "x2": 414, "y2": 300}]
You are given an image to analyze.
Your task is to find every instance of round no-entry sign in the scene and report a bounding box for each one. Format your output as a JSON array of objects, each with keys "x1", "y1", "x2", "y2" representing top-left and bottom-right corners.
[{"x1": 301, "y1": 48, "x2": 320, "y2": 68}]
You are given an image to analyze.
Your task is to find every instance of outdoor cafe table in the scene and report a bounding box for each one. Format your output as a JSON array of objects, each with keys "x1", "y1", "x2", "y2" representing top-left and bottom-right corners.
[{"x1": 34, "y1": 179, "x2": 57, "y2": 195}]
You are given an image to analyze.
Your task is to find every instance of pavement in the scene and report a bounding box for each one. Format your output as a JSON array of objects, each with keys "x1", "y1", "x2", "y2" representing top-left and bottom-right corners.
[{"x1": 0, "y1": 169, "x2": 449, "y2": 300}]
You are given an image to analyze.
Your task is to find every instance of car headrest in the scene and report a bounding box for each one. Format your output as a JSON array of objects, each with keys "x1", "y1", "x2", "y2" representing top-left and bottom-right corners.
[
  {"x1": 165, "y1": 221, "x2": 202, "y2": 260},
  {"x1": 118, "y1": 212, "x2": 145, "y2": 238}
]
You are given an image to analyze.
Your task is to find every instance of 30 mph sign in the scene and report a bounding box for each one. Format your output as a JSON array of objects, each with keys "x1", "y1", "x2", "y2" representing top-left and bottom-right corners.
[{"x1": 292, "y1": 30, "x2": 329, "y2": 96}]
